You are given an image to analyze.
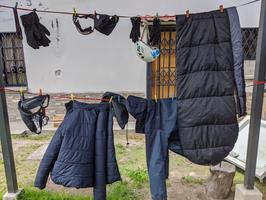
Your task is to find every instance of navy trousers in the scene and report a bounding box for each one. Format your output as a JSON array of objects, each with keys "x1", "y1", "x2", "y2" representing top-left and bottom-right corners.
[{"x1": 127, "y1": 96, "x2": 183, "y2": 200}]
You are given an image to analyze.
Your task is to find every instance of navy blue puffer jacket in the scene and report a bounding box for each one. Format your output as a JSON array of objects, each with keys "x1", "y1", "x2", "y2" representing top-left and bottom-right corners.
[{"x1": 34, "y1": 96, "x2": 128, "y2": 191}]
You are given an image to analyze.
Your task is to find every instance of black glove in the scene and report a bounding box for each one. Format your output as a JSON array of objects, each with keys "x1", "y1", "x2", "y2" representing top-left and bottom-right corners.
[
  {"x1": 20, "y1": 11, "x2": 50, "y2": 49},
  {"x1": 130, "y1": 17, "x2": 141, "y2": 43},
  {"x1": 13, "y1": 7, "x2": 23, "y2": 40},
  {"x1": 149, "y1": 18, "x2": 161, "y2": 46}
]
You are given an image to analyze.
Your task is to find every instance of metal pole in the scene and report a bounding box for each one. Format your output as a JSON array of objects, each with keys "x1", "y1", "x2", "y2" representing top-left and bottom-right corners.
[
  {"x1": 244, "y1": 0, "x2": 266, "y2": 189},
  {"x1": 0, "y1": 45, "x2": 18, "y2": 193}
]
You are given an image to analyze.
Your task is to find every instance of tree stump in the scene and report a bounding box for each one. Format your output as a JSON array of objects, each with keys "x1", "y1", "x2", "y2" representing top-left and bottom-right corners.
[{"x1": 206, "y1": 161, "x2": 236, "y2": 199}]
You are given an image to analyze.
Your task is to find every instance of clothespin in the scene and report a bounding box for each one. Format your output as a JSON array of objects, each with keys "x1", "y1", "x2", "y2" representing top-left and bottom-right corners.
[
  {"x1": 20, "y1": 87, "x2": 24, "y2": 100},
  {"x1": 73, "y1": 8, "x2": 77, "y2": 16},
  {"x1": 186, "y1": 10, "x2": 190, "y2": 18},
  {"x1": 155, "y1": 95, "x2": 158, "y2": 103},
  {"x1": 219, "y1": 5, "x2": 224, "y2": 13},
  {"x1": 109, "y1": 96, "x2": 113, "y2": 104},
  {"x1": 70, "y1": 94, "x2": 74, "y2": 101},
  {"x1": 156, "y1": 12, "x2": 159, "y2": 19},
  {"x1": 93, "y1": 10, "x2": 96, "y2": 16},
  {"x1": 39, "y1": 89, "x2": 42, "y2": 96},
  {"x1": 20, "y1": 87, "x2": 23, "y2": 96},
  {"x1": 15, "y1": 2, "x2": 18, "y2": 9}
]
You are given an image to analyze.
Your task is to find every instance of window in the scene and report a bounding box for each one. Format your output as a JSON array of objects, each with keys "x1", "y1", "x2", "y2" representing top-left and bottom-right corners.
[
  {"x1": 0, "y1": 33, "x2": 27, "y2": 86},
  {"x1": 242, "y1": 28, "x2": 258, "y2": 60},
  {"x1": 148, "y1": 26, "x2": 176, "y2": 99}
]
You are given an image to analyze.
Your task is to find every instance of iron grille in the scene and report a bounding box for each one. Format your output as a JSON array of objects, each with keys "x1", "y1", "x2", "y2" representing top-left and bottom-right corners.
[
  {"x1": 0, "y1": 33, "x2": 27, "y2": 86},
  {"x1": 242, "y1": 28, "x2": 258, "y2": 60}
]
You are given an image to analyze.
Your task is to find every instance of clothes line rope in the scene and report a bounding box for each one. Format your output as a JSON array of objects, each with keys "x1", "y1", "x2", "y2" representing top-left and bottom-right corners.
[
  {"x1": 0, "y1": 87, "x2": 110, "y2": 102},
  {"x1": 0, "y1": 0, "x2": 261, "y2": 19}
]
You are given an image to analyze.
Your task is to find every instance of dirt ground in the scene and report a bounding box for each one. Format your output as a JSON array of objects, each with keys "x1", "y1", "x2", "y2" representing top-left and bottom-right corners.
[{"x1": 0, "y1": 132, "x2": 265, "y2": 200}]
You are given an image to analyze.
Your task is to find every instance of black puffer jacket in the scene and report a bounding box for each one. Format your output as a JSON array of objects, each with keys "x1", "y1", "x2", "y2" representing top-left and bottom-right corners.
[{"x1": 175, "y1": 7, "x2": 246, "y2": 165}]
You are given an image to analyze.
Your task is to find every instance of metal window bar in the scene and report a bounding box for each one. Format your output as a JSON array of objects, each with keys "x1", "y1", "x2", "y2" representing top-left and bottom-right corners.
[
  {"x1": 0, "y1": 33, "x2": 27, "y2": 87},
  {"x1": 242, "y1": 28, "x2": 259, "y2": 60}
]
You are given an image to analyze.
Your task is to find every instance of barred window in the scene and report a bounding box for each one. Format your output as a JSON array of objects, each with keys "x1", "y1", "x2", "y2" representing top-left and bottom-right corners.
[
  {"x1": 242, "y1": 28, "x2": 258, "y2": 60},
  {"x1": 0, "y1": 33, "x2": 27, "y2": 86}
]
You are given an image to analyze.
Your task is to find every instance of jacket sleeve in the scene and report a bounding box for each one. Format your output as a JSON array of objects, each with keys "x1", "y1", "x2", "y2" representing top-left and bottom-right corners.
[
  {"x1": 112, "y1": 98, "x2": 129, "y2": 129},
  {"x1": 126, "y1": 95, "x2": 147, "y2": 133},
  {"x1": 34, "y1": 127, "x2": 64, "y2": 189},
  {"x1": 227, "y1": 7, "x2": 247, "y2": 117}
]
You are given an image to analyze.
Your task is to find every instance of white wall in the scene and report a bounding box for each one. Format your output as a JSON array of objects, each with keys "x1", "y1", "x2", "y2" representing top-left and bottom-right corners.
[{"x1": 0, "y1": 0, "x2": 261, "y2": 93}]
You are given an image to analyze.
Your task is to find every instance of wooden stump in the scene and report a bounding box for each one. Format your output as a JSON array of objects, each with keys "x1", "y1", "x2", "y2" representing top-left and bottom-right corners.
[{"x1": 206, "y1": 161, "x2": 236, "y2": 199}]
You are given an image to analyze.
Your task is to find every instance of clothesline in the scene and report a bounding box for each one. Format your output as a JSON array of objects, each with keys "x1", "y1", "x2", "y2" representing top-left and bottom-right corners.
[
  {"x1": 0, "y1": 0, "x2": 261, "y2": 19},
  {"x1": 0, "y1": 87, "x2": 111, "y2": 102},
  {"x1": 0, "y1": 79, "x2": 264, "y2": 100}
]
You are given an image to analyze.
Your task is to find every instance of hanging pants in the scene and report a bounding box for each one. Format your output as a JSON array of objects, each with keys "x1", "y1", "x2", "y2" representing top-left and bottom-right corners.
[{"x1": 127, "y1": 96, "x2": 183, "y2": 200}]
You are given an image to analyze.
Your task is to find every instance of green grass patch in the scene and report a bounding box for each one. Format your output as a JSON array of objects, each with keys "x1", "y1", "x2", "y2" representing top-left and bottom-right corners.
[
  {"x1": 126, "y1": 168, "x2": 148, "y2": 188},
  {"x1": 12, "y1": 133, "x2": 53, "y2": 141},
  {"x1": 108, "y1": 181, "x2": 139, "y2": 200},
  {"x1": 19, "y1": 188, "x2": 91, "y2": 200}
]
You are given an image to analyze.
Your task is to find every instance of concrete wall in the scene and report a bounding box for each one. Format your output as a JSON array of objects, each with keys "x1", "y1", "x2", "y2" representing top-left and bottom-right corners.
[{"x1": 0, "y1": 0, "x2": 261, "y2": 93}]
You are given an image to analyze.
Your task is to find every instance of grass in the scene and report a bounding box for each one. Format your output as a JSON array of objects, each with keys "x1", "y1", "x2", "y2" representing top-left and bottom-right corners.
[
  {"x1": 19, "y1": 188, "x2": 92, "y2": 200},
  {"x1": 1, "y1": 132, "x2": 266, "y2": 199},
  {"x1": 126, "y1": 168, "x2": 148, "y2": 188},
  {"x1": 0, "y1": 132, "x2": 145, "y2": 200}
]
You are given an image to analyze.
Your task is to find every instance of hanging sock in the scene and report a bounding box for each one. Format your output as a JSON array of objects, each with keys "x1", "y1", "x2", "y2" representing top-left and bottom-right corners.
[
  {"x1": 94, "y1": 14, "x2": 119, "y2": 36},
  {"x1": 20, "y1": 10, "x2": 51, "y2": 49},
  {"x1": 130, "y1": 17, "x2": 141, "y2": 43},
  {"x1": 149, "y1": 18, "x2": 161, "y2": 46}
]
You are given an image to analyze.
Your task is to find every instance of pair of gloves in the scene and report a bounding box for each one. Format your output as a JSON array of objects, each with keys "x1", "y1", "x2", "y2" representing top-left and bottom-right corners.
[
  {"x1": 130, "y1": 17, "x2": 161, "y2": 46},
  {"x1": 20, "y1": 10, "x2": 50, "y2": 49}
]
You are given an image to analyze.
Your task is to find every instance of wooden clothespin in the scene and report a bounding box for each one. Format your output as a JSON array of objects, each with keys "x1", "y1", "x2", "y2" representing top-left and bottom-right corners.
[
  {"x1": 109, "y1": 96, "x2": 113, "y2": 104},
  {"x1": 70, "y1": 94, "x2": 75, "y2": 101},
  {"x1": 73, "y1": 8, "x2": 77, "y2": 16},
  {"x1": 186, "y1": 10, "x2": 190, "y2": 18},
  {"x1": 39, "y1": 89, "x2": 42, "y2": 96},
  {"x1": 20, "y1": 87, "x2": 23, "y2": 96},
  {"x1": 20, "y1": 87, "x2": 24, "y2": 100},
  {"x1": 20, "y1": 87, "x2": 23, "y2": 95},
  {"x1": 219, "y1": 5, "x2": 224, "y2": 13},
  {"x1": 93, "y1": 10, "x2": 96, "y2": 16}
]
